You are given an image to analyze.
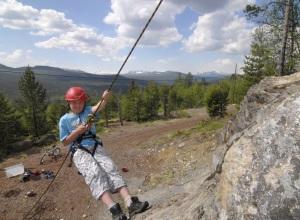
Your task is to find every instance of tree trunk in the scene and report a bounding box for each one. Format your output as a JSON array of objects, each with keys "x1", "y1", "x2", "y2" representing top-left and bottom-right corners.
[
  {"x1": 279, "y1": 0, "x2": 291, "y2": 75},
  {"x1": 117, "y1": 95, "x2": 123, "y2": 126},
  {"x1": 232, "y1": 64, "x2": 238, "y2": 103},
  {"x1": 32, "y1": 104, "x2": 39, "y2": 138},
  {"x1": 289, "y1": 0, "x2": 297, "y2": 72},
  {"x1": 163, "y1": 94, "x2": 168, "y2": 118},
  {"x1": 104, "y1": 108, "x2": 109, "y2": 127}
]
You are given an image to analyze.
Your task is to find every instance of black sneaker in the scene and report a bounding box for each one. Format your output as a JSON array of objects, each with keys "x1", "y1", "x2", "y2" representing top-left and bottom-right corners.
[
  {"x1": 109, "y1": 203, "x2": 128, "y2": 220},
  {"x1": 128, "y1": 196, "x2": 149, "y2": 218}
]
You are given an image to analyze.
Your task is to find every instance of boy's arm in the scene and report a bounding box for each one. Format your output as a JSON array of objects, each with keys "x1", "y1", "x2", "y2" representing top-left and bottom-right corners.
[
  {"x1": 62, "y1": 124, "x2": 90, "y2": 146},
  {"x1": 91, "y1": 90, "x2": 111, "y2": 113}
]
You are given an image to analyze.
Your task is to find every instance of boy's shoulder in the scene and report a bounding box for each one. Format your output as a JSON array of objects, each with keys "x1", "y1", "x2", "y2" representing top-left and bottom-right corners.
[
  {"x1": 84, "y1": 105, "x2": 92, "y2": 112},
  {"x1": 59, "y1": 112, "x2": 74, "y2": 123}
]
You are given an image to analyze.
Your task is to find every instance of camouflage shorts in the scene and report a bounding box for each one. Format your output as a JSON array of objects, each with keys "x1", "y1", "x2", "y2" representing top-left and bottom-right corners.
[{"x1": 73, "y1": 146, "x2": 127, "y2": 199}]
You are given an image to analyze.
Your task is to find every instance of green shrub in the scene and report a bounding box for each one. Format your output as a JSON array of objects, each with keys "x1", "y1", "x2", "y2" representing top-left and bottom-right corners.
[{"x1": 205, "y1": 85, "x2": 229, "y2": 117}]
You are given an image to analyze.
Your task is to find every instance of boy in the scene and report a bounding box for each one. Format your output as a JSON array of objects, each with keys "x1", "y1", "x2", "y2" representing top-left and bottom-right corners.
[{"x1": 59, "y1": 87, "x2": 149, "y2": 220}]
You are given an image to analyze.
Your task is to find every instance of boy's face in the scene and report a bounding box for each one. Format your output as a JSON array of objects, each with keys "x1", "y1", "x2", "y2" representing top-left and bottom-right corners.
[{"x1": 68, "y1": 100, "x2": 85, "y2": 114}]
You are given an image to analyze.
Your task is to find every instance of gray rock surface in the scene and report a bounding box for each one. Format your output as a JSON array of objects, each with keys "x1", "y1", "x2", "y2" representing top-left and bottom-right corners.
[
  {"x1": 215, "y1": 73, "x2": 300, "y2": 220},
  {"x1": 139, "y1": 72, "x2": 300, "y2": 220}
]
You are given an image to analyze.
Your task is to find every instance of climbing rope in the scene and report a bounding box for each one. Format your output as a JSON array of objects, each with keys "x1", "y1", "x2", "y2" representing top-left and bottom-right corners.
[
  {"x1": 91, "y1": 0, "x2": 164, "y2": 120},
  {"x1": 24, "y1": 0, "x2": 164, "y2": 219}
]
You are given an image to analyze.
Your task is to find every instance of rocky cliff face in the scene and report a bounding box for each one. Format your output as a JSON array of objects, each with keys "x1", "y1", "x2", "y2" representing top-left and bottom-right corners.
[
  {"x1": 215, "y1": 72, "x2": 300, "y2": 220},
  {"x1": 139, "y1": 72, "x2": 300, "y2": 220}
]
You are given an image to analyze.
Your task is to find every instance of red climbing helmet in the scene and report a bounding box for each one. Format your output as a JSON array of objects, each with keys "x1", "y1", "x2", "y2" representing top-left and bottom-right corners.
[{"x1": 64, "y1": 87, "x2": 88, "y2": 102}]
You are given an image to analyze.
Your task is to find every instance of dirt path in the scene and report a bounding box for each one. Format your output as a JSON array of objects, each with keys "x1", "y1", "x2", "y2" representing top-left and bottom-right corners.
[{"x1": 0, "y1": 108, "x2": 209, "y2": 220}]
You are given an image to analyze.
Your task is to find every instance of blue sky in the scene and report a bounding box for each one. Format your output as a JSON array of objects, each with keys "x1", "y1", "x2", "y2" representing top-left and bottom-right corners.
[{"x1": 0, "y1": 0, "x2": 256, "y2": 75}]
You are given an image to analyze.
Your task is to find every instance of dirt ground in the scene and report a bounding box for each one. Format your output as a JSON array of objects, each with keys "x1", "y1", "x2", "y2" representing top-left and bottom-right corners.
[{"x1": 0, "y1": 107, "x2": 228, "y2": 220}]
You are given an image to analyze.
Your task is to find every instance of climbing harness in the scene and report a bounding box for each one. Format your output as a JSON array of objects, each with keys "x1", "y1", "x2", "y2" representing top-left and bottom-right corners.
[
  {"x1": 68, "y1": 111, "x2": 101, "y2": 166},
  {"x1": 24, "y1": 0, "x2": 164, "y2": 219},
  {"x1": 68, "y1": 130, "x2": 103, "y2": 167}
]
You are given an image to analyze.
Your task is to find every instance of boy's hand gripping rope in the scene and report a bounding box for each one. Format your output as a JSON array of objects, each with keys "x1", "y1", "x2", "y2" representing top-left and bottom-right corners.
[{"x1": 23, "y1": 0, "x2": 164, "y2": 219}]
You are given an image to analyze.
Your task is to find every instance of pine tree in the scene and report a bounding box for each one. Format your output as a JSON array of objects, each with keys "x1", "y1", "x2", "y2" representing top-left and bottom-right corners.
[
  {"x1": 159, "y1": 85, "x2": 171, "y2": 118},
  {"x1": 205, "y1": 85, "x2": 229, "y2": 118},
  {"x1": 0, "y1": 93, "x2": 22, "y2": 158},
  {"x1": 122, "y1": 81, "x2": 143, "y2": 121},
  {"x1": 243, "y1": 28, "x2": 276, "y2": 84},
  {"x1": 184, "y1": 72, "x2": 193, "y2": 87},
  {"x1": 18, "y1": 67, "x2": 48, "y2": 138},
  {"x1": 103, "y1": 94, "x2": 118, "y2": 127},
  {"x1": 46, "y1": 102, "x2": 68, "y2": 132},
  {"x1": 244, "y1": 0, "x2": 300, "y2": 75},
  {"x1": 243, "y1": 54, "x2": 265, "y2": 84},
  {"x1": 168, "y1": 86, "x2": 180, "y2": 112},
  {"x1": 142, "y1": 81, "x2": 160, "y2": 120}
]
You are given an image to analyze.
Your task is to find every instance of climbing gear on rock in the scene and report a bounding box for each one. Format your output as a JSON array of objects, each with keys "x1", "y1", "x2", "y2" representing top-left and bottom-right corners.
[
  {"x1": 20, "y1": 171, "x2": 31, "y2": 182},
  {"x1": 109, "y1": 203, "x2": 128, "y2": 220},
  {"x1": 40, "y1": 145, "x2": 61, "y2": 165},
  {"x1": 41, "y1": 170, "x2": 55, "y2": 179},
  {"x1": 26, "y1": 190, "x2": 36, "y2": 197}
]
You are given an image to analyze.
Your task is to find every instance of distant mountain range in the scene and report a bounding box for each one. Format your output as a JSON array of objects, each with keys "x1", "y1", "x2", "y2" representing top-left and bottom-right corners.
[
  {"x1": 124, "y1": 70, "x2": 228, "y2": 84},
  {"x1": 0, "y1": 64, "x2": 149, "y2": 100},
  {"x1": 0, "y1": 64, "x2": 228, "y2": 100}
]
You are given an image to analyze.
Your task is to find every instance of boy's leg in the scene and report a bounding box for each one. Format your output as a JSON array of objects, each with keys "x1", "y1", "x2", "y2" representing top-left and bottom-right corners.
[
  {"x1": 93, "y1": 147, "x2": 150, "y2": 217},
  {"x1": 118, "y1": 186, "x2": 150, "y2": 217},
  {"x1": 72, "y1": 149, "x2": 111, "y2": 199},
  {"x1": 93, "y1": 146, "x2": 127, "y2": 192},
  {"x1": 119, "y1": 187, "x2": 132, "y2": 206},
  {"x1": 101, "y1": 191, "x2": 127, "y2": 220},
  {"x1": 73, "y1": 149, "x2": 127, "y2": 220},
  {"x1": 100, "y1": 191, "x2": 115, "y2": 207}
]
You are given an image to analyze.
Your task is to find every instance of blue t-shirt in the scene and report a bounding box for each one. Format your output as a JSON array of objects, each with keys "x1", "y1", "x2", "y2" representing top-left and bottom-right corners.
[{"x1": 59, "y1": 106, "x2": 99, "y2": 150}]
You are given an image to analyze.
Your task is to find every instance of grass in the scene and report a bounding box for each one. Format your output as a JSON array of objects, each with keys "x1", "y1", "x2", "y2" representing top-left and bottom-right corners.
[
  {"x1": 172, "y1": 109, "x2": 191, "y2": 118},
  {"x1": 171, "y1": 129, "x2": 193, "y2": 138},
  {"x1": 140, "y1": 114, "x2": 235, "y2": 188},
  {"x1": 170, "y1": 116, "x2": 229, "y2": 139},
  {"x1": 196, "y1": 117, "x2": 228, "y2": 133}
]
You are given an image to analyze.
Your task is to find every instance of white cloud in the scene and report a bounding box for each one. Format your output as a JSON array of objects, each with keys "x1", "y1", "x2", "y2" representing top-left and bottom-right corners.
[
  {"x1": 31, "y1": 9, "x2": 75, "y2": 35},
  {"x1": 180, "y1": 0, "x2": 256, "y2": 54},
  {"x1": 104, "y1": 0, "x2": 256, "y2": 53},
  {"x1": 0, "y1": 0, "x2": 74, "y2": 35},
  {"x1": 0, "y1": 0, "x2": 125, "y2": 59},
  {"x1": 183, "y1": 9, "x2": 254, "y2": 54},
  {"x1": 0, "y1": 0, "x2": 256, "y2": 70},
  {"x1": 104, "y1": 0, "x2": 183, "y2": 46},
  {"x1": 35, "y1": 27, "x2": 126, "y2": 58},
  {"x1": 5, "y1": 49, "x2": 23, "y2": 63},
  {"x1": 171, "y1": 0, "x2": 230, "y2": 14},
  {"x1": 0, "y1": 49, "x2": 49, "y2": 67},
  {"x1": 0, "y1": 0, "x2": 38, "y2": 29}
]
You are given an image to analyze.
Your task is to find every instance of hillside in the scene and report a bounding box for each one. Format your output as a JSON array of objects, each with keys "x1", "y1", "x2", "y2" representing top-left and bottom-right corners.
[
  {"x1": 0, "y1": 64, "x2": 147, "y2": 100},
  {"x1": 0, "y1": 64, "x2": 229, "y2": 100},
  {"x1": 1, "y1": 73, "x2": 299, "y2": 220},
  {"x1": 0, "y1": 108, "x2": 216, "y2": 220}
]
